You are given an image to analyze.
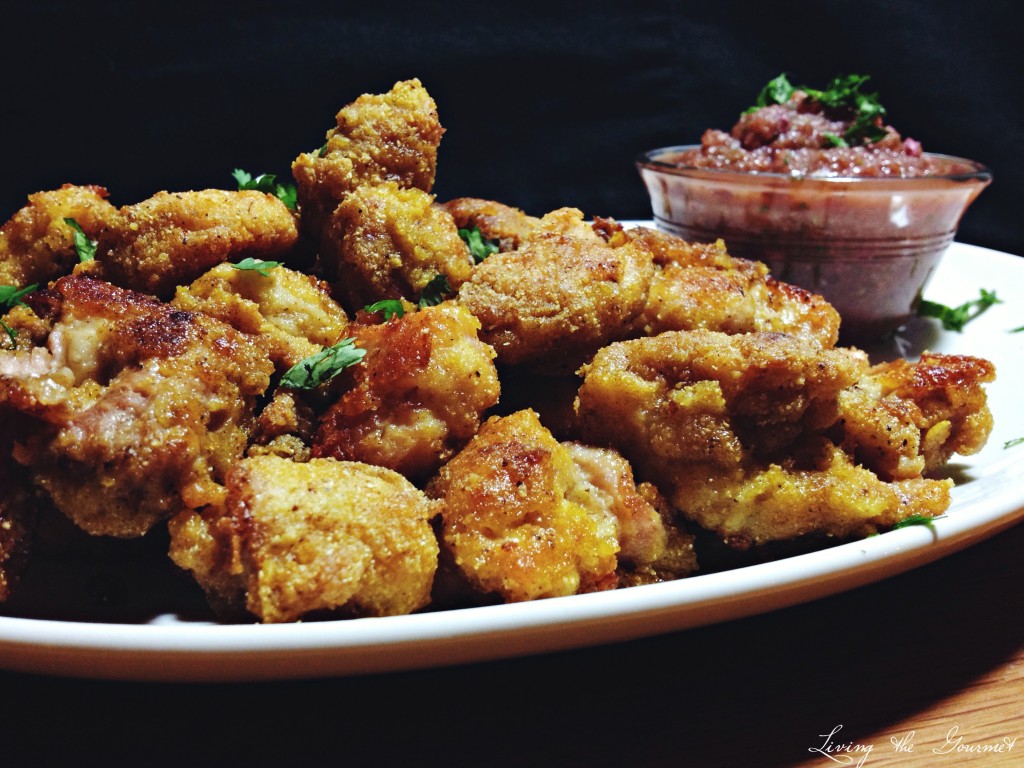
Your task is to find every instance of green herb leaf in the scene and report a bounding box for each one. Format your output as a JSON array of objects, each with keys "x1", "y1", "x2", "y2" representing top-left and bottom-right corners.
[
  {"x1": 63, "y1": 217, "x2": 97, "y2": 263},
  {"x1": 916, "y1": 289, "x2": 1001, "y2": 332},
  {"x1": 1004, "y1": 437, "x2": 1024, "y2": 449},
  {"x1": 822, "y1": 132, "x2": 848, "y2": 148},
  {"x1": 746, "y1": 73, "x2": 888, "y2": 145},
  {"x1": 1010, "y1": 325, "x2": 1024, "y2": 333},
  {"x1": 458, "y1": 226, "x2": 499, "y2": 263},
  {"x1": 279, "y1": 338, "x2": 366, "y2": 389},
  {"x1": 744, "y1": 73, "x2": 796, "y2": 113},
  {"x1": 363, "y1": 299, "x2": 406, "y2": 320},
  {"x1": 0, "y1": 283, "x2": 38, "y2": 349},
  {"x1": 231, "y1": 257, "x2": 282, "y2": 277},
  {"x1": 418, "y1": 274, "x2": 452, "y2": 308},
  {"x1": 232, "y1": 168, "x2": 298, "y2": 211},
  {"x1": 892, "y1": 514, "x2": 945, "y2": 531}
]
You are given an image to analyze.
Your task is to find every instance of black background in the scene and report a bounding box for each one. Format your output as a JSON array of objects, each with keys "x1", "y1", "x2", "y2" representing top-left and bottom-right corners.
[{"x1": 1, "y1": 0, "x2": 1021, "y2": 256}]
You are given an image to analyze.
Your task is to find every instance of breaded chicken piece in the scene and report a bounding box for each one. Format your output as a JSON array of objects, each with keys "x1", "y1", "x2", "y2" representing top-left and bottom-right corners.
[
  {"x1": 836, "y1": 352, "x2": 995, "y2": 480},
  {"x1": 0, "y1": 184, "x2": 117, "y2": 288},
  {"x1": 312, "y1": 302, "x2": 500, "y2": 481},
  {"x1": 429, "y1": 409, "x2": 694, "y2": 603},
  {"x1": 172, "y1": 261, "x2": 349, "y2": 371},
  {"x1": 320, "y1": 182, "x2": 474, "y2": 311},
  {"x1": 456, "y1": 209, "x2": 654, "y2": 371},
  {"x1": 628, "y1": 228, "x2": 841, "y2": 348},
  {"x1": 292, "y1": 78, "x2": 444, "y2": 239},
  {"x1": 575, "y1": 330, "x2": 956, "y2": 545},
  {"x1": 168, "y1": 455, "x2": 440, "y2": 623},
  {"x1": 94, "y1": 189, "x2": 299, "y2": 299},
  {"x1": 1, "y1": 276, "x2": 273, "y2": 537},
  {"x1": 443, "y1": 197, "x2": 540, "y2": 252}
]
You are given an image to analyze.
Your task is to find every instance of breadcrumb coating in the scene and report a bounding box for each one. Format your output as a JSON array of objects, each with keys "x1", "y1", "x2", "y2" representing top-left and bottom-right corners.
[
  {"x1": 312, "y1": 302, "x2": 500, "y2": 480},
  {"x1": 95, "y1": 189, "x2": 299, "y2": 299},
  {"x1": 430, "y1": 409, "x2": 694, "y2": 603},
  {"x1": 172, "y1": 261, "x2": 349, "y2": 371},
  {"x1": 1, "y1": 276, "x2": 273, "y2": 536},
  {"x1": 456, "y1": 209, "x2": 654, "y2": 372},
  {"x1": 168, "y1": 455, "x2": 440, "y2": 623},
  {"x1": 292, "y1": 78, "x2": 444, "y2": 239},
  {"x1": 443, "y1": 197, "x2": 541, "y2": 252},
  {"x1": 0, "y1": 184, "x2": 117, "y2": 288},
  {"x1": 321, "y1": 182, "x2": 473, "y2": 311},
  {"x1": 575, "y1": 330, "x2": 968, "y2": 546}
]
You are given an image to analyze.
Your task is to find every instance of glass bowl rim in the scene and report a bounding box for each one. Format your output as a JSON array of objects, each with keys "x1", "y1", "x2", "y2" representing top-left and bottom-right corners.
[{"x1": 636, "y1": 144, "x2": 993, "y2": 185}]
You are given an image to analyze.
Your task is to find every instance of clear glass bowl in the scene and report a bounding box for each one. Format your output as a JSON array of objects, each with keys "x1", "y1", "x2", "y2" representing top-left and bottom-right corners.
[{"x1": 637, "y1": 145, "x2": 992, "y2": 342}]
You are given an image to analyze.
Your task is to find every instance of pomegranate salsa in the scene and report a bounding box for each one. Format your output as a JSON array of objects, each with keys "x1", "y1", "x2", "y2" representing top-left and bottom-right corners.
[{"x1": 676, "y1": 74, "x2": 960, "y2": 178}]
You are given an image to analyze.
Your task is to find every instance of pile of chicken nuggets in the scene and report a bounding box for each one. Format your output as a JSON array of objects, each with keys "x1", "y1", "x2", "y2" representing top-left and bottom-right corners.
[{"x1": 0, "y1": 79, "x2": 996, "y2": 623}]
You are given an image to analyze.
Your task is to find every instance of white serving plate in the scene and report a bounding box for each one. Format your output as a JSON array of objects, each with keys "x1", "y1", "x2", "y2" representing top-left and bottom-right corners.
[{"x1": 1, "y1": 240, "x2": 1022, "y2": 682}]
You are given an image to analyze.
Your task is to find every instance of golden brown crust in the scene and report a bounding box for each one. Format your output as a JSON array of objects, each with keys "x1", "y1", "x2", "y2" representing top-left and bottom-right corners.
[
  {"x1": 2, "y1": 276, "x2": 273, "y2": 537},
  {"x1": 442, "y1": 197, "x2": 540, "y2": 252},
  {"x1": 320, "y1": 182, "x2": 473, "y2": 311},
  {"x1": 456, "y1": 221, "x2": 654, "y2": 372},
  {"x1": 168, "y1": 455, "x2": 440, "y2": 623},
  {"x1": 292, "y1": 78, "x2": 444, "y2": 239},
  {"x1": 172, "y1": 261, "x2": 349, "y2": 371},
  {"x1": 0, "y1": 184, "x2": 117, "y2": 288},
  {"x1": 311, "y1": 302, "x2": 500, "y2": 481},
  {"x1": 95, "y1": 189, "x2": 299, "y2": 299}
]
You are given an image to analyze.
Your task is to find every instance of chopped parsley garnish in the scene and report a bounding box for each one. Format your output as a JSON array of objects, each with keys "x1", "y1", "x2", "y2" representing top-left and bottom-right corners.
[
  {"x1": 1004, "y1": 437, "x2": 1024, "y2": 449},
  {"x1": 892, "y1": 514, "x2": 945, "y2": 531},
  {"x1": 417, "y1": 274, "x2": 452, "y2": 308},
  {"x1": 458, "y1": 226, "x2": 499, "y2": 263},
  {"x1": 0, "y1": 283, "x2": 38, "y2": 348},
  {"x1": 279, "y1": 338, "x2": 366, "y2": 389},
  {"x1": 231, "y1": 257, "x2": 282, "y2": 276},
  {"x1": 363, "y1": 299, "x2": 406, "y2": 320},
  {"x1": 745, "y1": 73, "x2": 889, "y2": 146},
  {"x1": 63, "y1": 217, "x2": 97, "y2": 262},
  {"x1": 232, "y1": 168, "x2": 298, "y2": 211},
  {"x1": 916, "y1": 289, "x2": 1001, "y2": 332}
]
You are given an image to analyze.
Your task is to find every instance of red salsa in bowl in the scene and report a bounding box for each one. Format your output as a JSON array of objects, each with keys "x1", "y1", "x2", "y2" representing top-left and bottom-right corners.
[{"x1": 637, "y1": 75, "x2": 992, "y2": 341}]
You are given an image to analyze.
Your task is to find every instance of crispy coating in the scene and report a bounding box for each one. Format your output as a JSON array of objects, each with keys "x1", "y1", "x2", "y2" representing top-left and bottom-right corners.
[
  {"x1": 456, "y1": 209, "x2": 654, "y2": 371},
  {"x1": 172, "y1": 261, "x2": 349, "y2": 371},
  {"x1": 837, "y1": 352, "x2": 996, "y2": 480},
  {"x1": 0, "y1": 184, "x2": 117, "y2": 289},
  {"x1": 443, "y1": 197, "x2": 540, "y2": 251},
  {"x1": 320, "y1": 182, "x2": 473, "y2": 311},
  {"x1": 95, "y1": 190, "x2": 299, "y2": 299},
  {"x1": 574, "y1": 330, "x2": 955, "y2": 545},
  {"x1": 312, "y1": 302, "x2": 500, "y2": 481},
  {"x1": 292, "y1": 78, "x2": 444, "y2": 238},
  {"x1": 1, "y1": 276, "x2": 273, "y2": 537},
  {"x1": 628, "y1": 228, "x2": 841, "y2": 347},
  {"x1": 430, "y1": 409, "x2": 693, "y2": 603},
  {"x1": 168, "y1": 455, "x2": 440, "y2": 623}
]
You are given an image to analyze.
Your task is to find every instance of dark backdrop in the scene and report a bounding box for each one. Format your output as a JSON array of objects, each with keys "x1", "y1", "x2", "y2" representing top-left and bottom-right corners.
[{"x1": 2, "y1": 0, "x2": 1020, "y2": 255}]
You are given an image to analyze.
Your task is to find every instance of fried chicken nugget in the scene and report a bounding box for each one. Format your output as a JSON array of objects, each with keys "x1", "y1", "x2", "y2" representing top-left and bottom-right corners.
[
  {"x1": 456, "y1": 208, "x2": 654, "y2": 371},
  {"x1": 95, "y1": 189, "x2": 299, "y2": 299},
  {"x1": 836, "y1": 352, "x2": 995, "y2": 480},
  {"x1": 575, "y1": 330, "x2": 953, "y2": 546},
  {"x1": 429, "y1": 409, "x2": 694, "y2": 603},
  {"x1": 0, "y1": 184, "x2": 117, "y2": 288},
  {"x1": 172, "y1": 261, "x2": 350, "y2": 371},
  {"x1": 292, "y1": 78, "x2": 444, "y2": 238},
  {"x1": 320, "y1": 182, "x2": 473, "y2": 311},
  {"x1": 628, "y1": 227, "x2": 841, "y2": 348},
  {"x1": 1, "y1": 276, "x2": 273, "y2": 537},
  {"x1": 168, "y1": 455, "x2": 440, "y2": 623},
  {"x1": 312, "y1": 302, "x2": 500, "y2": 481},
  {"x1": 443, "y1": 197, "x2": 540, "y2": 252}
]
